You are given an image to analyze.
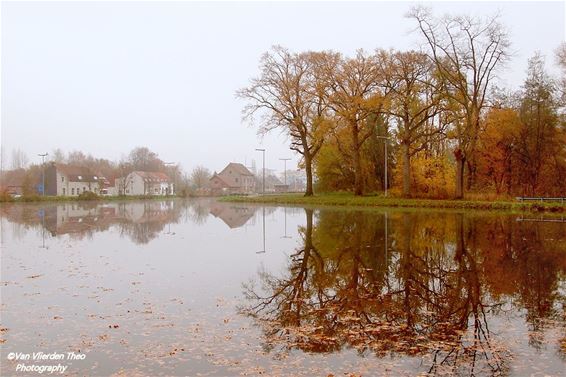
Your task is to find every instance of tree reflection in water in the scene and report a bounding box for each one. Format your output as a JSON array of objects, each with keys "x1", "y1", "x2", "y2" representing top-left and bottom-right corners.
[{"x1": 241, "y1": 209, "x2": 566, "y2": 375}]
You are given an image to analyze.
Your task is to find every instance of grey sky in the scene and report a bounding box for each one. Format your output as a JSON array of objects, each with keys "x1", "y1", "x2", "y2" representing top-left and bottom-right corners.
[{"x1": 2, "y1": 1, "x2": 564, "y2": 174}]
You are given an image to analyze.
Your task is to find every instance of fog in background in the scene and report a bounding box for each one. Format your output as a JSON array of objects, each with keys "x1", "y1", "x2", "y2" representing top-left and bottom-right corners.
[{"x1": 2, "y1": 1, "x2": 564, "y2": 173}]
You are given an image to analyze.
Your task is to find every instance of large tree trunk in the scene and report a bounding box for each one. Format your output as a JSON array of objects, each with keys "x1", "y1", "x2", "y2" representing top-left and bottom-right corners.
[
  {"x1": 466, "y1": 157, "x2": 477, "y2": 191},
  {"x1": 466, "y1": 113, "x2": 481, "y2": 191},
  {"x1": 402, "y1": 142, "x2": 411, "y2": 197},
  {"x1": 352, "y1": 124, "x2": 364, "y2": 196},
  {"x1": 304, "y1": 153, "x2": 314, "y2": 197},
  {"x1": 454, "y1": 149, "x2": 466, "y2": 199}
]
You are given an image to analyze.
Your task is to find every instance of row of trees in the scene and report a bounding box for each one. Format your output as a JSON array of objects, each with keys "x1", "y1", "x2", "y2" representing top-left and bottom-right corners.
[{"x1": 240, "y1": 7, "x2": 566, "y2": 198}]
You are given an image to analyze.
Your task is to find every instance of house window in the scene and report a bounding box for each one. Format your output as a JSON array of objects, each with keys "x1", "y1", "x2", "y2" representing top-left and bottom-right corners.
[
  {"x1": 71, "y1": 188, "x2": 75, "y2": 195},
  {"x1": 235, "y1": 178, "x2": 239, "y2": 183},
  {"x1": 61, "y1": 176, "x2": 64, "y2": 182},
  {"x1": 62, "y1": 188, "x2": 66, "y2": 195},
  {"x1": 83, "y1": 187, "x2": 86, "y2": 193}
]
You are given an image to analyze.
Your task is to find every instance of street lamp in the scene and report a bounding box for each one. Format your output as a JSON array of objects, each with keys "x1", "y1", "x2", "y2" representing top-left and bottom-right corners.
[
  {"x1": 375, "y1": 136, "x2": 390, "y2": 197},
  {"x1": 279, "y1": 158, "x2": 291, "y2": 192},
  {"x1": 38, "y1": 153, "x2": 48, "y2": 196},
  {"x1": 255, "y1": 149, "x2": 265, "y2": 195}
]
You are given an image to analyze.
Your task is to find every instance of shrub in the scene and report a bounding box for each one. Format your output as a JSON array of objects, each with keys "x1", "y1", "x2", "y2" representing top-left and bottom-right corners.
[
  {"x1": 0, "y1": 190, "x2": 15, "y2": 202},
  {"x1": 393, "y1": 153, "x2": 455, "y2": 199},
  {"x1": 20, "y1": 194, "x2": 42, "y2": 202},
  {"x1": 77, "y1": 191, "x2": 100, "y2": 201}
]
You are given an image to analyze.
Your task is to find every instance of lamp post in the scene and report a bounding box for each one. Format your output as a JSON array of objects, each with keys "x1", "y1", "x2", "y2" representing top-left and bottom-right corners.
[
  {"x1": 255, "y1": 149, "x2": 265, "y2": 195},
  {"x1": 279, "y1": 158, "x2": 291, "y2": 192},
  {"x1": 38, "y1": 153, "x2": 48, "y2": 196},
  {"x1": 375, "y1": 136, "x2": 390, "y2": 197}
]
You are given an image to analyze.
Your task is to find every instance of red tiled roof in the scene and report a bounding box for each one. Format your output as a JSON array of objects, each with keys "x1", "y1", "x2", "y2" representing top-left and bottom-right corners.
[
  {"x1": 210, "y1": 173, "x2": 232, "y2": 188},
  {"x1": 54, "y1": 164, "x2": 100, "y2": 183},
  {"x1": 221, "y1": 163, "x2": 254, "y2": 177},
  {"x1": 132, "y1": 171, "x2": 171, "y2": 183},
  {"x1": 212, "y1": 162, "x2": 255, "y2": 188}
]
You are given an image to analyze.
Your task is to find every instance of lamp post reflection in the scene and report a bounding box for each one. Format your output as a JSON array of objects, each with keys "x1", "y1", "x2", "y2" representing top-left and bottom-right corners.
[
  {"x1": 281, "y1": 207, "x2": 292, "y2": 239},
  {"x1": 257, "y1": 207, "x2": 266, "y2": 254},
  {"x1": 384, "y1": 211, "x2": 388, "y2": 264},
  {"x1": 39, "y1": 208, "x2": 48, "y2": 249}
]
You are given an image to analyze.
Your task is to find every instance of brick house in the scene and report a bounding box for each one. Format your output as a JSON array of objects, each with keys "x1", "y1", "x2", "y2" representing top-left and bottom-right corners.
[
  {"x1": 209, "y1": 163, "x2": 256, "y2": 195},
  {"x1": 45, "y1": 163, "x2": 102, "y2": 196}
]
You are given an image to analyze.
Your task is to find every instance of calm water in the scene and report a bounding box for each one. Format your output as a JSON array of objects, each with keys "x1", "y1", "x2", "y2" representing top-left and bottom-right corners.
[{"x1": 0, "y1": 199, "x2": 565, "y2": 376}]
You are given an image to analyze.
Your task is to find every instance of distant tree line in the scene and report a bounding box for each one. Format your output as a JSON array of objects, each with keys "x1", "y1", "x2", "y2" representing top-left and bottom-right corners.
[
  {"x1": 239, "y1": 7, "x2": 566, "y2": 198},
  {"x1": 1, "y1": 146, "x2": 214, "y2": 196}
]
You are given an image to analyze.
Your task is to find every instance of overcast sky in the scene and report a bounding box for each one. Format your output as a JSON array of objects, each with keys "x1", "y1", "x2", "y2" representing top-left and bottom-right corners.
[{"x1": 2, "y1": 1, "x2": 564, "y2": 174}]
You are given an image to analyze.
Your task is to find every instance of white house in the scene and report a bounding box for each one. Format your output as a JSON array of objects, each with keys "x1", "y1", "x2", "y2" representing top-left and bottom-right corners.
[{"x1": 119, "y1": 171, "x2": 174, "y2": 196}]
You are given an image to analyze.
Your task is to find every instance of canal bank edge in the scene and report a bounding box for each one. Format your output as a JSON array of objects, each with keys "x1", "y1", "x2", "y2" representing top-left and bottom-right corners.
[{"x1": 220, "y1": 193, "x2": 566, "y2": 213}]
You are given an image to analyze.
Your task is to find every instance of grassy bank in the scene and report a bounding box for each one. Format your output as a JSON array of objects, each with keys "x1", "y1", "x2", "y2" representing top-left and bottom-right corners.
[{"x1": 221, "y1": 193, "x2": 566, "y2": 213}]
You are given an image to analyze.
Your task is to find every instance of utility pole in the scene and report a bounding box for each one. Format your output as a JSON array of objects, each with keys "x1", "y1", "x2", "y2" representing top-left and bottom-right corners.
[
  {"x1": 279, "y1": 158, "x2": 291, "y2": 192},
  {"x1": 255, "y1": 149, "x2": 265, "y2": 195},
  {"x1": 375, "y1": 136, "x2": 390, "y2": 197},
  {"x1": 38, "y1": 153, "x2": 48, "y2": 196}
]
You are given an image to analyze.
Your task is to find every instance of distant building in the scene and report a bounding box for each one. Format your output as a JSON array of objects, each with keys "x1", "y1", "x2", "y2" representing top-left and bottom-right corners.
[
  {"x1": 263, "y1": 175, "x2": 288, "y2": 193},
  {"x1": 45, "y1": 163, "x2": 102, "y2": 196},
  {"x1": 281, "y1": 170, "x2": 307, "y2": 192},
  {"x1": 98, "y1": 176, "x2": 118, "y2": 196},
  {"x1": 209, "y1": 162, "x2": 256, "y2": 195},
  {"x1": 0, "y1": 169, "x2": 26, "y2": 196},
  {"x1": 120, "y1": 171, "x2": 174, "y2": 196}
]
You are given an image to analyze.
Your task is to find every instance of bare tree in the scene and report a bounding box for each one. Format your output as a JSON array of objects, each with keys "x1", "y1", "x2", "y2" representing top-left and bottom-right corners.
[
  {"x1": 238, "y1": 46, "x2": 331, "y2": 196},
  {"x1": 556, "y1": 42, "x2": 566, "y2": 104},
  {"x1": 190, "y1": 166, "x2": 211, "y2": 189},
  {"x1": 408, "y1": 7, "x2": 510, "y2": 198},
  {"x1": 51, "y1": 148, "x2": 66, "y2": 163},
  {"x1": 11, "y1": 148, "x2": 29, "y2": 170},
  {"x1": 67, "y1": 150, "x2": 88, "y2": 165},
  {"x1": 128, "y1": 147, "x2": 164, "y2": 171}
]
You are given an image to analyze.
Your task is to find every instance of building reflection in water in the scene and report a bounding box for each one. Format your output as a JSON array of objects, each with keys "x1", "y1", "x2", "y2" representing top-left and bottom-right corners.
[
  {"x1": 0, "y1": 200, "x2": 289, "y2": 255},
  {"x1": 241, "y1": 208, "x2": 566, "y2": 375},
  {"x1": 2, "y1": 200, "x2": 564, "y2": 373},
  {"x1": 0, "y1": 200, "x2": 270, "y2": 245},
  {"x1": 209, "y1": 202, "x2": 257, "y2": 229}
]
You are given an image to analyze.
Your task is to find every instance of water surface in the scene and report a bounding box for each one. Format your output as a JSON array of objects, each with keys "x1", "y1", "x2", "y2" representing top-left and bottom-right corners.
[{"x1": 1, "y1": 200, "x2": 565, "y2": 376}]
